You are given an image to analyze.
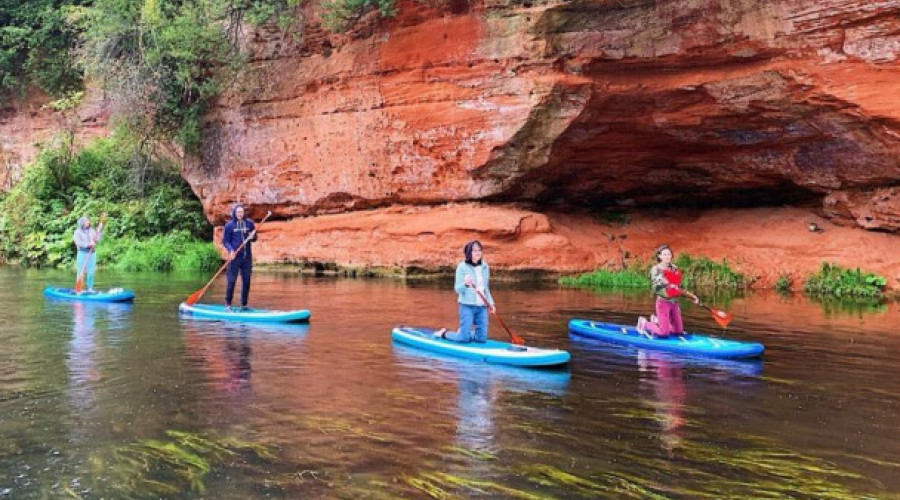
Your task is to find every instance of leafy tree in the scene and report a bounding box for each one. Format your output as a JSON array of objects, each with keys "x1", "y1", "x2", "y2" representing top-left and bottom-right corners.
[{"x1": 0, "y1": 0, "x2": 88, "y2": 99}]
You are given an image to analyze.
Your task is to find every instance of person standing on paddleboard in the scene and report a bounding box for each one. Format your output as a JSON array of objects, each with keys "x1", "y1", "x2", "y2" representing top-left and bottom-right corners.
[
  {"x1": 637, "y1": 244, "x2": 700, "y2": 337},
  {"x1": 435, "y1": 240, "x2": 496, "y2": 343},
  {"x1": 222, "y1": 204, "x2": 257, "y2": 311},
  {"x1": 73, "y1": 216, "x2": 102, "y2": 292}
]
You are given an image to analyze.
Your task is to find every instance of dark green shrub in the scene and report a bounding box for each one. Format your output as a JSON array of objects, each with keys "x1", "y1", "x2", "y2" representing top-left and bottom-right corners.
[
  {"x1": 560, "y1": 254, "x2": 747, "y2": 291},
  {"x1": 0, "y1": 0, "x2": 86, "y2": 100},
  {"x1": 802, "y1": 263, "x2": 886, "y2": 299},
  {"x1": 775, "y1": 274, "x2": 792, "y2": 292},
  {"x1": 322, "y1": 0, "x2": 397, "y2": 31},
  {"x1": 0, "y1": 132, "x2": 213, "y2": 269},
  {"x1": 675, "y1": 254, "x2": 745, "y2": 289}
]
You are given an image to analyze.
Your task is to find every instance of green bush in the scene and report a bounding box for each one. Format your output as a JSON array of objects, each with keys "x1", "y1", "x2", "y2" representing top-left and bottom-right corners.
[
  {"x1": 81, "y1": 0, "x2": 302, "y2": 152},
  {"x1": 559, "y1": 266, "x2": 649, "y2": 289},
  {"x1": 0, "y1": 131, "x2": 213, "y2": 270},
  {"x1": 0, "y1": 0, "x2": 86, "y2": 100},
  {"x1": 559, "y1": 254, "x2": 746, "y2": 291},
  {"x1": 98, "y1": 232, "x2": 221, "y2": 272},
  {"x1": 802, "y1": 263, "x2": 886, "y2": 299},
  {"x1": 775, "y1": 274, "x2": 792, "y2": 292},
  {"x1": 674, "y1": 254, "x2": 745, "y2": 289},
  {"x1": 322, "y1": 0, "x2": 397, "y2": 31}
]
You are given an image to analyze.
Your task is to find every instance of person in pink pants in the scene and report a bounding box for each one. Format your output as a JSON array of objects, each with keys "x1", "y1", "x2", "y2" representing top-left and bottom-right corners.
[{"x1": 637, "y1": 245, "x2": 699, "y2": 337}]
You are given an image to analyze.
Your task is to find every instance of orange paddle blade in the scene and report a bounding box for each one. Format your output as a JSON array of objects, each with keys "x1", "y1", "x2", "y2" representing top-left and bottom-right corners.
[
  {"x1": 709, "y1": 308, "x2": 733, "y2": 328},
  {"x1": 510, "y1": 333, "x2": 525, "y2": 346},
  {"x1": 74, "y1": 276, "x2": 85, "y2": 293},
  {"x1": 184, "y1": 288, "x2": 205, "y2": 306}
]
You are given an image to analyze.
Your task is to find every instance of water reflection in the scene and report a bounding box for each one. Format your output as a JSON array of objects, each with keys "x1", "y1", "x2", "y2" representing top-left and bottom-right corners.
[
  {"x1": 67, "y1": 301, "x2": 132, "y2": 414},
  {"x1": 568, "y1": 335, "x2": 764, "y2": 378},
  {"x1": 637, "y1": 351, "x2": 687, "y2": 456},
  {"x1": 183, "y1": 322, "x2": 310, "y2": 398},
  {"x1": 393, "y1": 345, "x2": 570, "y2": 459},
  {"x1": 456, "y1": 367, "x2": 496, "y2": 452},
  {"x1": 1, "y1": 268, "x2": 898, "y2": 498},
  {"x1": 570, "y1": 336, "x2": 765, "y2": 459}
]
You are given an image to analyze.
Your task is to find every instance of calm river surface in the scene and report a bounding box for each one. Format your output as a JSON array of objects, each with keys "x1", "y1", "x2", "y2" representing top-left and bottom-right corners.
[{"x1": 0, "y1": 266, "x2": 898, "y2": 499}]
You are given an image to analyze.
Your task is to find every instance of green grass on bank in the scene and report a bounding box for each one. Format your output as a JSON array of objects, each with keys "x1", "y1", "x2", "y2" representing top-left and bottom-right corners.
[
  {"x1": 559, "y1": 266, "x2": 649, "y2": 289},
  {"x1": 559, "y1": 254, "x2": 746, "y2": 291},
  {"x1": 802, "y1": 263, "x2": 886, "y2": 299},
  {"x1": 562, "y1": 257, "x2": 890, "y2": 301}
]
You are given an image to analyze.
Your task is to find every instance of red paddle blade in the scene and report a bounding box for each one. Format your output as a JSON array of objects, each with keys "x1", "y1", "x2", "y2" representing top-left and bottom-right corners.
[
  {"x1": 184, "y1": 289, "x2": 204, "y2": 306},
  {"x1": 710, "y1": 308, "x2": 733, "y2": 328},
  {"x1": 510, "y1": 334, "x2": 525, "y2": 346},
  {"x1": 74, "y1": 277, "x2": 84, "y2": 293}
]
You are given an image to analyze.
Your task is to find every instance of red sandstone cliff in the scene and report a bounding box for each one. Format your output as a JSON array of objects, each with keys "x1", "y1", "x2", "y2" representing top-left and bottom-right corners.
[
  {"x1": 0, "y1": 88, "x2": 109, "y2": 190},
  {"x1": 188, "y1": 0, "x2": 900, "y2": 223},
  {"x1": 189, "y1": 0, "x2": 900, "y2": 284},
  {"x1": 4, "y1": 1, "x2": 900, "y2": 285}
]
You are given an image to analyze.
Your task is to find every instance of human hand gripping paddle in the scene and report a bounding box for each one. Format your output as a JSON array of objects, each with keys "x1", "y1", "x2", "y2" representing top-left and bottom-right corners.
[
  {"x1": 74, "y1": 213, "x2": 107, "y2": 293},
  {"x1": 470, "y1": 286, "x2": 526, "y2": 346},
  {"x1": 184, "y1": 211, "x2": 272, "y2": 306}
]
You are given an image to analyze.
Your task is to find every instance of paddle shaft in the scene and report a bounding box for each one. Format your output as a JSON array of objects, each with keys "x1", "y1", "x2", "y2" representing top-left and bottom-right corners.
[
  {"x1": 471, "y1": 287, "x2": 525, "y2": 345},
  {"x1": 186, "y1": 211, "x2": 272, "y2": 305},
  {"x1": 678, "y1": 287, "x2": 733, "y2": 327}
]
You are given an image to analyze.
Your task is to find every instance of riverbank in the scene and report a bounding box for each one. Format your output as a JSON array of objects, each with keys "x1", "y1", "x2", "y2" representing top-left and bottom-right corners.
[{"x1": 229, "y1": 203, "x2": 900, "y2": 291}]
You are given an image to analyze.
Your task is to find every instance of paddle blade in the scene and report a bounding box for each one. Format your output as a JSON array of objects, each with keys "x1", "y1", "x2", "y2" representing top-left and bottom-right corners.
[
  {"x1": 74, "y1": 276, "x2": 84, "y2": 294},
  {"x1": 510, "y1": 333, "x2": 525, "y2": 346},
  {"x1": 710, "y1": 308, "x2": 733, "y2": 328},
  {"x1": 184, "y1": 288, "x2": 204, "y2": 306}
]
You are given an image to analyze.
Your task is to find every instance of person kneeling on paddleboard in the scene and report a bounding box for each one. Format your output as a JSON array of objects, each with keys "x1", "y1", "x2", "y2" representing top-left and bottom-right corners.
[
  {"x1": 222, "y1": 204, "x2": 257, "y2": 311},
  {"x1": 637, "y1": 244, "x2": 700, "y2": 337},
  {"x1": 435, "y1": 240, "x2": 496, "y2": 343}
]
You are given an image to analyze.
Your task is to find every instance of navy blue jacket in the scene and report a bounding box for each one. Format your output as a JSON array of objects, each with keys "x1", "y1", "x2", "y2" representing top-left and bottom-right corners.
[{"x1": 223, "y1": 207, "x2": 257, "y2": 261}]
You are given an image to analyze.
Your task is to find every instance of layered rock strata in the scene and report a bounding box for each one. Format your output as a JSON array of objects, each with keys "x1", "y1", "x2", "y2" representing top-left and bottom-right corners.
[{"x1": 188, "y1": 0, "x2": 900, "y2": 226}]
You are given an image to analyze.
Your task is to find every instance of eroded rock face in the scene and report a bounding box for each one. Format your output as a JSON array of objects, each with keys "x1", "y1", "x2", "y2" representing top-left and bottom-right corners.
[
  {"x1": 0, "y1": 88, "x2": 109, "y2": 190},
  {"x1": 187, "y1": 0, "x2": 900, "y2": 226},
  {"x1": 232, "y1": 203, "x2": 900, "y2": 289},
  {"x1": 823, "y1": 188, "x2": 900, "y2": 232}
]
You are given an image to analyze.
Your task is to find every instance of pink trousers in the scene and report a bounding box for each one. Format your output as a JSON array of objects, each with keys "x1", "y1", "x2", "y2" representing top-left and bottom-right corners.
[{"x1": 645, "y1": 298, "x2": 684, "y2": 337}]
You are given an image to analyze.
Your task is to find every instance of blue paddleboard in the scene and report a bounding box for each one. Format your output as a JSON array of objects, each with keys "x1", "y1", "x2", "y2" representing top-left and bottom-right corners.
[
  {"x1": 391, "y1": 326, "x2": 570, "y2": 367},
  {"x1": 179, "y1": 303, "x2": 311, "y2": 323},
  {"x1": 568, "y1": 319, "x2": 764, "y2": 359},
  {"x1": 44, "y1": 287, "x2": 135, "y2": 302}
]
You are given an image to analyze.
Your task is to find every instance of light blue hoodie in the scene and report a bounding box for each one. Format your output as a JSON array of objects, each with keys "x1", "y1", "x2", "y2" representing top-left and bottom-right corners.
[{"x1": 454, "y1": 261, "x2": 494, "y2": 307}]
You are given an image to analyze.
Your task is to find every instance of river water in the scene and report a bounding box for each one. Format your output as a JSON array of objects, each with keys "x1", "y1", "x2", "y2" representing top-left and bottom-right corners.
[{"x1": 0, "y1": 266, "x2": 898, "y2": 499}]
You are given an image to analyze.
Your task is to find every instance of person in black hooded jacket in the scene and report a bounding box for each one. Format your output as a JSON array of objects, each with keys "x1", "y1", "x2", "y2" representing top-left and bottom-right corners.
[{"x1": 222, "y1": 204, "x2": 257, "y2": 310}]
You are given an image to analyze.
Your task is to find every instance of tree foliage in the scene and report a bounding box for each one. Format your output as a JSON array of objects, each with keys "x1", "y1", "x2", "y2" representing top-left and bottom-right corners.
[
  {"x1": 0, "y1": 129, "x2": 212, "y2": 267},
  {"x1": 0, "y1": 0, "x2": 88, "y2": 99},
  {"x1": 321, "y1": 0, "x2": 396, "y2": 32},
  {"x1": 4, "y1": 0, "x2": 401, "y2": 152}
]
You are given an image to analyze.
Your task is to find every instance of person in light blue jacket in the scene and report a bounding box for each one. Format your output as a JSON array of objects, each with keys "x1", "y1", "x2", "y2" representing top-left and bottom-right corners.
[
  {"x1": 73, "y1": 216, "x2": 103, "y2": 291},
  {"x1": 435, "y1": 240, "x2": 496, "y2": 343}
]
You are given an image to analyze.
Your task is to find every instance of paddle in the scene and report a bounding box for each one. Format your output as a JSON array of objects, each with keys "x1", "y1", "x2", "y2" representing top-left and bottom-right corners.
[
  {"x1": 677, "y1": 287, "x2": 733, "y2": 328},
  {"x1": 74, "y1": 213, "x2": 106, "y2": 293},
  {"x1": 472, "y1": 288, "x2": 525, "y2": 346},
  {"x1": 184, "y1": 210, "x2": 272, "y2": 306},
  {"x1": 700, "y1": 303, "x2": 733, "y2": 328}
]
